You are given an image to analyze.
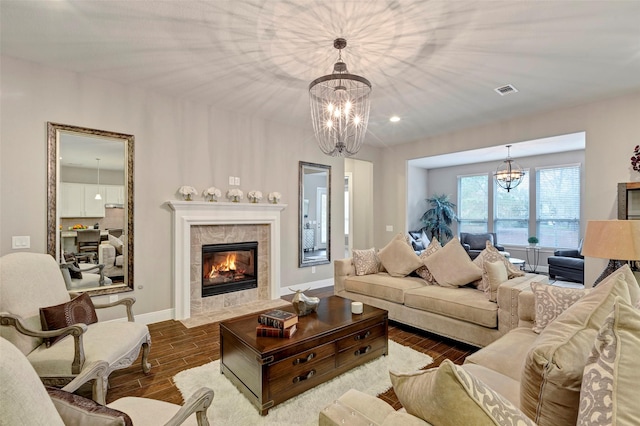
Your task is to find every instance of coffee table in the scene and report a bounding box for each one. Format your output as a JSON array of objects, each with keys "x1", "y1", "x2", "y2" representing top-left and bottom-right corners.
[{"x1": 220, "y1": 296, "x2": 388, "y2": 415}]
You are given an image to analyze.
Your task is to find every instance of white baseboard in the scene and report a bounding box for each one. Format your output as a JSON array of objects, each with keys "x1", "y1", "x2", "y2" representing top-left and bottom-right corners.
[
  {"x1": 104, "y1": 308, "x2": 175, "y2": 325},
  {"x1": 279, "y1": 278, "x2": 334, "y2": 296}
]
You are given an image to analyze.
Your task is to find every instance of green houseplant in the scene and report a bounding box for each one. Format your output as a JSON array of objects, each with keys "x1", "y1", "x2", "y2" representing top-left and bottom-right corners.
[
  {"x1": 527, "y1": 236, "x2": 539, "y2": 246},
  {"x1": 420, "y1": 193, "x2": 458, "y2": 244}
]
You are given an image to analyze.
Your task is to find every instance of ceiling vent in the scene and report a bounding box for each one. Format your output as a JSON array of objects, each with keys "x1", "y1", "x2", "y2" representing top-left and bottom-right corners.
[{"x1": 494, "y1": 84, "x2": 518, "y2": 96}]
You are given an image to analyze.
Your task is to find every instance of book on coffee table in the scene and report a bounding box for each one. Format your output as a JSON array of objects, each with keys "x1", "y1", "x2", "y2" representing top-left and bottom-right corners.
[
  {"x1": 256, "y1": 323, "x2": 297, "y2": 338},
  {"x1": 258, "y1": 309, "x2": 298, "y2": 329}
]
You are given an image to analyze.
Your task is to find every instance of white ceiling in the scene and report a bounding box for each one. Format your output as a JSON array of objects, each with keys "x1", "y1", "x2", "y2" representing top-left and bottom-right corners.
[{"x1": 2, "y1": 1, "x2": 640, "y2": 149}]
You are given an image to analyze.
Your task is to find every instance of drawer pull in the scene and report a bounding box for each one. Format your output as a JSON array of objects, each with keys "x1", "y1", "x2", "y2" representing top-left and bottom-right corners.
[
  {"x1": 354, "y1": 331, "x2": 371, "y2": 341},
  {"x1": 354, "y1": 345, "x2": 372, "y2": 356},
  {"x1": 292, "y1": 369, "x2": 316, "y2": 383},
  {"x1": 292, "y1": 352, "x2": 315, "y2": 365}
]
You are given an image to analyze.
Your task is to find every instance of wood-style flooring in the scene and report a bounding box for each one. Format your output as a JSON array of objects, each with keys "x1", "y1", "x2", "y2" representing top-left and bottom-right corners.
[{"x1": 104, "y1": 287, "x2": 477, "y2": 411}]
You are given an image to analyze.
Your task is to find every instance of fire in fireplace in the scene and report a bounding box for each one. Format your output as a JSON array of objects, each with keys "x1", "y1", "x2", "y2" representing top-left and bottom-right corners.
[{"x1": 202, "y1": 241, "x2": 258, "y2": 297}]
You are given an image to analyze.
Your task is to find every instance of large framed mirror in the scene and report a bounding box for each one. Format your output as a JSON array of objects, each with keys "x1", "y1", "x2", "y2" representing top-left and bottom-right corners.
[
  {"x1": 299, "y1": 161, "x2": 331, "y2": 267},
  {"x1": 47, "y1": 122, "x2": 134, "y2": 295}
]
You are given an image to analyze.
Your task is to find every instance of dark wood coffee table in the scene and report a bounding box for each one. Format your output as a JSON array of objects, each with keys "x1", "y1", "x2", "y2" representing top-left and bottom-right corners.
[{"x1": 220, "y1": 296, "x2": 388, "y2": 415}]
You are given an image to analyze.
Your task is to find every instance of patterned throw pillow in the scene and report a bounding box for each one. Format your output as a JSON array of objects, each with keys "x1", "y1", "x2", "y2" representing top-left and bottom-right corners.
[
  {"x1": 578, "y1": 298, "x2": 640, "y2": 426},
  {"x1": 47, "y1": 387, "x2": 133, "y2": 426},
  {"x1": 352, "y1": 248, "x2": 380, "y2": 276},
  {"x1": 63, "y1": 252, "x2": 83, "y2": 279},
  {"x1": 390, "y1": 359, "x2": 536, "y2": 426},
  {"x1": 531, "y1": 281, "x2": 587, "y2": 333},
  {"x1": 473, "y1": 241, "x2": 525, "y2": 295},
  {"x1": 415, "y1": 238, "x2": 441, "y2": 284},
  {"x1": 40, "y1": 293, "x2": 98, "y2": 347}
]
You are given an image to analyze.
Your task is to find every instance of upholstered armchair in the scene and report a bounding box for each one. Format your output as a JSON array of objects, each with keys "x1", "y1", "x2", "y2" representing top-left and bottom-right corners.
[
  {"x1": 1, "y1": 337, "x2": 214, "y2": 426},
  {"x1": 459, "y1": 232, "x2": 506, "y2": 260},
  {"x1": 0, "y1": 252, "x2": 151, "y2": 404},
  {"x1": 547, "y1": 241, "x2": 585, "y2": 283}
]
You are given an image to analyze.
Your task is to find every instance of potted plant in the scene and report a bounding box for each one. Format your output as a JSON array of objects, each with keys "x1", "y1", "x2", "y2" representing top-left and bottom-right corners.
[
  {"x1": 527, "y1": 236, "x2": 539, "y2": 247},
  {"x1": 420, "y1": 193, "x2": 458, "y2": 244}
]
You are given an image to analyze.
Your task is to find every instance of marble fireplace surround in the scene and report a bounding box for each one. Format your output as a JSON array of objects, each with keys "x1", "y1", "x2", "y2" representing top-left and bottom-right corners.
[{"x1": 167, "y1": 201, "x2": 286, "y2": 320}]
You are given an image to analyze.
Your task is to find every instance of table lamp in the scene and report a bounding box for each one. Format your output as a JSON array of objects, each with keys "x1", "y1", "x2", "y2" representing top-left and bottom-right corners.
[{"x1": 581, "y1": 220, "x2": 640, "y2": 285}]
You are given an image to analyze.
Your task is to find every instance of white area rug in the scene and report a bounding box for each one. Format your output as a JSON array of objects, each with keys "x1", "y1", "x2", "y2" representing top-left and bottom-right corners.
[{"x1": 173, "y1": 340, "x2": 432, "y2": 426}]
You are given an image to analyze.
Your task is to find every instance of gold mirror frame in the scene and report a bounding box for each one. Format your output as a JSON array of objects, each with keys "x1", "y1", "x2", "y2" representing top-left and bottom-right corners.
[
  {"x1": 299, "y1": 161, "x2": 331, "y2": 267},
  {"x1": 47, "y1": 122, "x2": 134, "y2": 295}
]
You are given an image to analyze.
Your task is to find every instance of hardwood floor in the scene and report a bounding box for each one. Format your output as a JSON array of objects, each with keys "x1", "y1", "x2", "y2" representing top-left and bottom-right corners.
[{"x1": 104, "y1": 287, "x2": 477, "y2": 411}]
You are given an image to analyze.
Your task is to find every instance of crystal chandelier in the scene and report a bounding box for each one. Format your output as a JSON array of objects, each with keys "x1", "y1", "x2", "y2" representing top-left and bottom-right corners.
[
  {"x1": 494, "y1": 145, "x2": 525, "y2": 192},
  {"x1": 309, "y1": 38, "x2": 372, "y2": 157}
]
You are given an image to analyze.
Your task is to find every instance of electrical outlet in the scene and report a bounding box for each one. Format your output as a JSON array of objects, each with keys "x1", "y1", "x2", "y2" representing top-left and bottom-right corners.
[{"x1": 11, "y1": 236, "x2": 30, "y2": 249}]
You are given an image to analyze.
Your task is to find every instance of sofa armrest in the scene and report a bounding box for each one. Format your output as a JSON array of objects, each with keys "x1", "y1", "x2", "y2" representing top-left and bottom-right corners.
[
  {"x1": 98, "y1": 243, "x2": 117, "y2": 266},
  {"x1": 496, "y1": 274, "x2": 544, "y2": 334},
  {"x1": 494, "y1": 244, "x2": 505, "y2": 251},
  {"x1": 553, "y1": 249, "x2": 581, "y2": 258},
  {"x1": 517, "y1": 290, "x2": 535, "y2": 328},
  {"x1": 334, "y1": 258, "x2": 356, "y2": 294}
]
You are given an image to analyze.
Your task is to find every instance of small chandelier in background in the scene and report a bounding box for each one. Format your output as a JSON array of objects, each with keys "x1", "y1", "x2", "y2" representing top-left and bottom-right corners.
[
  {"x1": 94, "y1": 158, "x2": 102, "y2": 200},
  {"x1": 308, "y1": 38, "x2": 372, "y2": 157},
  {"x1": 494, "y1": 145, "x2": 525, "y2": 192}
]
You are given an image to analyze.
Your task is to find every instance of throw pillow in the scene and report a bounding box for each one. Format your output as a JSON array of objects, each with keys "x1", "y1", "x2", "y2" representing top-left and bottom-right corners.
[
  {"x1": 390, "y1": 359, "x2": 536, "y2": 426},
  {"x1": 378, "y1": 234, "x2": 424, "y2": 277},
  {"x1": 531, "y1": 281, "x2": 587, "y2": 333},
  {"x1": 47, "y1": 387, "x2": 133, "y2": 426},
  {"x1": 483, "y1": 261, "x2": 509, "y2": 302},
  {"x1": 352, "y1": 248, "x2": 380, "y2": 276},
  {"x1": 40, "y1": 293, "x2": 98, "y2": 347},
  {"x1": 423, "y1": 238, "x2": 483, "y2": 287},
  {"x1": 415, "y1": 237, "x2": 441, "y2": 285},
  {"x1": 520, "y1": 265, "x2": 639, "y2": 426},
  {"x1": 473, "y1": 241, "x2": 524, "y2": 293},
  {"x1": 63, "y1": 253, "x2": 83, "y2": 279},
  {"x1": 108, "y1": 234, "x2": 124, "y2": 255},
  {"x1": 577, "y1": 297, "x2": 640, "y2": 426}
]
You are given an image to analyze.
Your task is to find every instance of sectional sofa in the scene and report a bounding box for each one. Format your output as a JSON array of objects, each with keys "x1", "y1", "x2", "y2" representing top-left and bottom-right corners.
[
  {"x1": 334, "y1": 234, "x2": 543, "y2": 347},
  {"x1": 322, "y1": 265, "x2": 640, "y2": 426}
]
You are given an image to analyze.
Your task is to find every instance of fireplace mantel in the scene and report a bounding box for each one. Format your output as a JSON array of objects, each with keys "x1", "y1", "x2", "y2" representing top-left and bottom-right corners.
[{"x1": 167, "y1": 200, "x2": 286, "y2": 319}]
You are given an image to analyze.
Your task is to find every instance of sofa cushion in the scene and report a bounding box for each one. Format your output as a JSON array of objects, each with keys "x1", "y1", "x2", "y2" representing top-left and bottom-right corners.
[
  {"x1": 415, "y1": 238, "x2": 441, "y2": 284},
  {"x1": 483, "y1": 261, "x2": 509, "y2": 303},
  {"x1": 378, "y1": 234, "x2": 424, "y2": 277},
  {"x1": 423, "y1": 238, "x2": 482, "y2": 287},
  {"x1": 404, "y1": 286, "x2": 498, "y2": 328},
  {"x1": 520, "y1": 266, "x2": 639, "y2": 426},
  {"x1": 461, "y1": 364, "x2": 522, "y2": 409},
  {"x1": 344, "y1": 273, "x2": 426, "y2": 304},
  {"x1": 577, "y1": 298, "x2": 640, "y2": 426},
  {"x1": 108, "y1": 234, "x2": 124, "y2": 255},
  {"x1": 464, "y1": 327, "x2": 538, "y2": 381},
  {"x1": 531, "y1": 282, "x2": 587, "y2": 333},
  {"x1": 390, "y1": 359, "x2": 535, "y2": 426},
  {"x1": 473, "y1": 242, "x2": 525, "y2": 295},
  {"x1": 352, "y1": 248, "x2": 380, "y2": 276}
]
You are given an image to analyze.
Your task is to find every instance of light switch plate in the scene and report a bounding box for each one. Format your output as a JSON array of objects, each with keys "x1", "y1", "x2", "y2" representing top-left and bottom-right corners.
[
  {"x1": 228, "y1": 176, "x2": 234, "y2": 185},
  {"x1": 11, "y1": 236, "x2": 30, "y2": 249},
  {"x1": 386, "y1": 225, "x2": 393, "y2": 232},
  {"x1": 234, "y1": 177, "x2": 240, "y2": 185}
]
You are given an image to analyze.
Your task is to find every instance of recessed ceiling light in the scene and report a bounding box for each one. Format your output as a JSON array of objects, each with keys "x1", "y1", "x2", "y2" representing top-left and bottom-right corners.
[{"x1": 390, "y1": 116, "x2": 400, "y2": 122}]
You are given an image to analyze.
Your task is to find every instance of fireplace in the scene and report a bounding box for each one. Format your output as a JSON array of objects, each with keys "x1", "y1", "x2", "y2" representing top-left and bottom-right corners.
[{"x1": 202, "y1": 241, "x2": 258, "y2": 297}]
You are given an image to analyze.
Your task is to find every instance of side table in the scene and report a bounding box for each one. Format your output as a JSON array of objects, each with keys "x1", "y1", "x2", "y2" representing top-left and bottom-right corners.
[{"x1": 525, "y1": 246, "x2": 540, "y2": 273}]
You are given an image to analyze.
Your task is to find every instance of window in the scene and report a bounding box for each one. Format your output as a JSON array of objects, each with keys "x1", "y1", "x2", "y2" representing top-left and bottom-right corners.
[
  {"x1": 458, "y1": 174, "x2": 488, "y2": 233},
  {"x1": 494, "y1": 173, "x2": 529, "y2": 245},
  {"x1": 536, "y1": 165, "x2": 580, "y2": 247}
]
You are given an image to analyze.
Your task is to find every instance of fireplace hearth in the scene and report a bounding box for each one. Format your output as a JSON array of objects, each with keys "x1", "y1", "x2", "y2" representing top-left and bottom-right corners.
[{"x1": 202, "y1": 241, "x2": 258, "y2": 297}]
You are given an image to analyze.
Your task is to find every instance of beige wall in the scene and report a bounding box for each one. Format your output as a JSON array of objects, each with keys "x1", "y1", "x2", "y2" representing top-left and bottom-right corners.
[
  {"x1": 369, "y1": 91, "x2": 640, "y2": 285},
  {"x1": 0, "y1": 56, "x2": 344, "y2": 319}
]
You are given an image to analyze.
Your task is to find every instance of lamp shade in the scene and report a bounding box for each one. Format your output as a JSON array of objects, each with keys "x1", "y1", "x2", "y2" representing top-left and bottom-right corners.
[{"x1": 581, "y1": 220, "x2": 640, "y2": 260}]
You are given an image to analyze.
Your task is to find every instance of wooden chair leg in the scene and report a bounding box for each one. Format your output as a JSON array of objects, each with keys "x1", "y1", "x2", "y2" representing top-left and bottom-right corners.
[
  {"x1": 141, "y1": 342, "x2": 151, "y2": 373},
  {"x1": 93, "y1": 376, "x2": 108, "y2": 405}
]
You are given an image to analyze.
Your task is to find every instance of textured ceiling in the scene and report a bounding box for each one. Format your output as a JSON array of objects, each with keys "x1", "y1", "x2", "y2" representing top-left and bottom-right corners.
[{"x1": 2, "y1": 1, "x2": 640, "y2": 148}]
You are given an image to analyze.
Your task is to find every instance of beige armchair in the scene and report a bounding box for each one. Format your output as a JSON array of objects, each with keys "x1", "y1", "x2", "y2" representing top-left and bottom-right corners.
[
  {"x1": 1, "y1": 337, "x2": 214, "y2": 426},
  {"x1": 0, "y1": 252, "x2": 151, "y2": 404}
]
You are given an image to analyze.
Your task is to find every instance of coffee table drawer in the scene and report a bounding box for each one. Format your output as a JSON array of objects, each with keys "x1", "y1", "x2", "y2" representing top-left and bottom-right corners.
[
  {"x1": 268, "y1": 341, "x2": 335, "y2": 380},
  {"x1": 336, "y1": 321, "x2": 386, "y2": 352},
  {"x1": 337, "y1": 335, "x2": 387, "y2": 368},
  {"x1": 268, "y1": 353, "x2": 336, "y2": 396}
]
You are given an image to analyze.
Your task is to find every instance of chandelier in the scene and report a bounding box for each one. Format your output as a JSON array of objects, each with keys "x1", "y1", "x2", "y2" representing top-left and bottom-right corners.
[
  {"x1": 308, "y1": 38, "x2": 372, "y2": 157},
  {"x1": 494, "y1": 145, "x2": 525, "y2": 192}
]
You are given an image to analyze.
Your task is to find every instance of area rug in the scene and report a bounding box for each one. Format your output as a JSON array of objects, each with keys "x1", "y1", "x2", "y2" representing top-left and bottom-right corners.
[{"x1": 173, "y1": 340, "x2": 432, "y2": 426}]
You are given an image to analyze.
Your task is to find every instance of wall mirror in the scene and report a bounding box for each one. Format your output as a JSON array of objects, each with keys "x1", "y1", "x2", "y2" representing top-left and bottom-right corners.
[
  {"x1": 299, "y1": 161, "x2": 331, "y2": 267},
  {"x1": 47, "y1": 122, "x2": 134, "y2": 295}
]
